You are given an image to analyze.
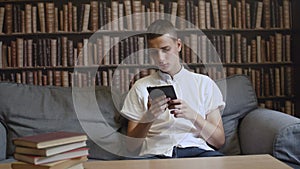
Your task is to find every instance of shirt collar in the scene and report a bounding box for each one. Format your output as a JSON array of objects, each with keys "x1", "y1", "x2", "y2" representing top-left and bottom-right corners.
[{"x1": 158, "y1": 66, "x2": 186, "y2": 83}]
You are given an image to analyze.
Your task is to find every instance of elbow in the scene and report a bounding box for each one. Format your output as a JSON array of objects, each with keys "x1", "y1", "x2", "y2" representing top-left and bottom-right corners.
[
  {"x1": 208, "y1": 132, "x2": 225, "y2": 150},
  {"x1": 215, "y1": 135, "x2": 225, "y2": 149}
]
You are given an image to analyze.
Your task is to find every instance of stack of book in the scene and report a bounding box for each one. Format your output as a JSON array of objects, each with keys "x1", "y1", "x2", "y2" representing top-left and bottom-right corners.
[{"x1": 11, "y1": 131, "x2": 89, "y2": 169}]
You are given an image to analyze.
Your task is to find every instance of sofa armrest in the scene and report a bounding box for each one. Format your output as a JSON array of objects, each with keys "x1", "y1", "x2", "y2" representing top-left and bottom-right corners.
[
  {"x1": 0, "y1": 120, "x2": 7, "y2": 161},
  {"x1": 239, "y1": 108, "x2": 300, "y2": 165}
]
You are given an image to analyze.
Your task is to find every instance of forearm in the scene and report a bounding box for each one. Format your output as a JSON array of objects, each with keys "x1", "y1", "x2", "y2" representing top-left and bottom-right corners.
[
  {"x1": 193, "y1": 110, "x2": 225, "y2": 149},
  {"x1": 127, "y1": 122, "x2": 152, "y2": 138},
  {"x1": 126, "y1": 121, "x2": 152, "y2": 152}
]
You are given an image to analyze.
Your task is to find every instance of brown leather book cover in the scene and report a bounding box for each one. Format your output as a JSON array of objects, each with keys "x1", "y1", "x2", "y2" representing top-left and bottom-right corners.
[
  {"x1": 68, "y1": 2, "x2": 73, "y2": 32},
  {"x1": 90, "y1": 1, "x2": 99, "y2": 31},
  {"x1": 4, "y1": 4, "x2": 13, "y2": 34},
  {"x1": 275, "y1": 33, "x2": 282, "y2": 62},
  {"x1": 45, "y1": 2, "x2": 55, "y2": 33},
  {"x1": 0, "y1": 7, "x2": 5, "y2": 33},
  {"x1": 25, "y1": 4, "x2": 32, "y2": 33},
  {"x1": 210, "y1": 0, "x2": 219, "y2": 29},
  {"x1": 37, "y1": 2, "x2": 46, "y2": 33},
  {"x1": 111, "y1": 1, "x2": 119, "y2": 31},
  {"x1": 63, "y1": 4, "x2": 68, "y2": 32},
  {"x1": 72, "y1": 6, "x2": 78, "y2": 32},
  {"x1": 219, "y1": 0, "x2": 229, "y2": 29},
  {"x1": 263, "y1": 0, "x2": 271, "y2": 29},
  {"x1": 82, "y1": 4, "x2": 90, "y2": 32},
  {"x1": 32, "y1": 6, "x2": 37, "y2": 33}
]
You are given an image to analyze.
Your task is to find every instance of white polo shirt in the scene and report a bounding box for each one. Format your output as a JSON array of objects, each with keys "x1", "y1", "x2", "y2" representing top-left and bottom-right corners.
[{"x1": 120, "y1": 67, "x2": 225, "y2": 157}]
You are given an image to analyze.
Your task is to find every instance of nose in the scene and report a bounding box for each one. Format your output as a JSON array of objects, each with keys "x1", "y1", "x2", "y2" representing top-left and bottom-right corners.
[{"x1": 157, "y1": 50, "x2": 165, "y2": 63}]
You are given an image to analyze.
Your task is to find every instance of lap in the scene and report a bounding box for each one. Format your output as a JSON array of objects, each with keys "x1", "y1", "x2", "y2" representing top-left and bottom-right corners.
[
  {"x1": 124, "y1": 147, "x2": 223, "y2": 160},
  {"x1": 172, "y1": 147, "x2": 223, "y2": 158}
]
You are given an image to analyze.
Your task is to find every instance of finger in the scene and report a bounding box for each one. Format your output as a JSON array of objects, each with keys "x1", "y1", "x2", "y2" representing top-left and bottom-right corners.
[{"x1": 168, "y1": 99, "x2": 181, "y2": 105}]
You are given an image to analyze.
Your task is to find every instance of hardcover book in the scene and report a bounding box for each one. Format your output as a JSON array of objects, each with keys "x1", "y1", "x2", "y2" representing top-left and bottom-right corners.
[
  {"x1": 14, "y1": 147, "x2": 89, "y2": 165},
  {"x1": 13, "y1": 131, "x2": 87, "y2": 149},
  {"x1": 11, "y1": 156, "x2": 87, "y2": 169},
  {"x1": 15, "y1": 140, "x2": 87, "y2": 157}
]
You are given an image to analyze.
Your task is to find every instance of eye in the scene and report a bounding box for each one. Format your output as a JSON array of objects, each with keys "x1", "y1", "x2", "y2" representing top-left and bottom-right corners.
[
  {"x1": 162, "y1": 47, "x2": 171, "y2": 52},
  {"x1": 149, "y1": 50, "x2": 158, "y2": 56}
]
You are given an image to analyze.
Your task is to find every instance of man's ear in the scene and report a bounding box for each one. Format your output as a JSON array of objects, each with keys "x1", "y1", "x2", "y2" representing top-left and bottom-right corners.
[{"x1": 177, "y1": 39, "x2": 182, "y2": 52}]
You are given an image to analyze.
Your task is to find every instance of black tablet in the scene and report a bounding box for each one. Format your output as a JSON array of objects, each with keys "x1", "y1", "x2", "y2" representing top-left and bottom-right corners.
[{"x1": 147, "y1": 85, "x2": 177, "y2": 100}]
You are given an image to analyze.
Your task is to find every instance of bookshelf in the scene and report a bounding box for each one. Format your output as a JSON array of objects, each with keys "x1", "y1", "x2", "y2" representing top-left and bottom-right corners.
[
  {"x1": 292, "y1": 0, "x2": 299, "y2": 117},
  {"x1": 0, "y1": 0, "x2": 297, "y2": 116}
]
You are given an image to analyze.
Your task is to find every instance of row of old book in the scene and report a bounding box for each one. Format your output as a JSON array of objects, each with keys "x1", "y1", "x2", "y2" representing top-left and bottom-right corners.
[
  {"x1": 11, "y1": 131, "x2": 88, "y2": 169},
  {"x1": 182, "y1": 33, "x2": 291, "y2": 64},
  {"x1": 0, "y1": 36, "x2": 150, "y2": 69},
  {"x1": 0, "y1": 0, "x2": 292, "y2": 34},
  {"x1": 0, "y1": 32, "x2": 291, "y2": 69},
  {"x1": 259, "y1": 100, "x2": 294, "y2": 116},
  {"x1": 0, "y1": 65, "x2": 293, "y2": 96}
]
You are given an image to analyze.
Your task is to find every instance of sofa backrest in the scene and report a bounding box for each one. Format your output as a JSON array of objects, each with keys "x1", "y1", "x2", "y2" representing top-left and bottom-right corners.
[
  {"x1": 0, "y1": 82, "x2": 124, "y2": 160},
  {"x1": 216, "y1": 74, "x2": 258, "y2": 155},
  {"x1": 0, "y1": 74, "x2": 258, "y2": 160}
]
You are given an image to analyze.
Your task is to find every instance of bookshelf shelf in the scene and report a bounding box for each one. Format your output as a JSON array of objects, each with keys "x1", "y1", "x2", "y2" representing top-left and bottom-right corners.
[
  {"x1": 0, "y1": 62, "x2": 292, "y2": 71},
  {"x1": 0, "y1": 29, "x2": 292, "y2": 38},
  {"x1": 0, "y1": 0, "x2": 297, "y2": 116},
  {"x1": 258, "y1": 96, "x2": 295, "y2": 100}
]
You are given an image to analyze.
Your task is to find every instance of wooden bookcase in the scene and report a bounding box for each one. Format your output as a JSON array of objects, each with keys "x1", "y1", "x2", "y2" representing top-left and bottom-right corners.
[
  {"x1": 0, "y1": 0, "x2": 298, "y2": 116},
  {"x1": 292, "y1": 0, "x2": 299, "y2": 117}
]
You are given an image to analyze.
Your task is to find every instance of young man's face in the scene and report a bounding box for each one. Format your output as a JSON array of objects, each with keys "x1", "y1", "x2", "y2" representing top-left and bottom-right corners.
[{"x1": 148, "y1": 34, "x2": 182, "y2": 76}]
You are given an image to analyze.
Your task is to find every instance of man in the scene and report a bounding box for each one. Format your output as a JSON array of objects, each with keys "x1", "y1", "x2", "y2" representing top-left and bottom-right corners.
[{"x1": 120, "y1": 19, "x2": 225, "y2": 158}]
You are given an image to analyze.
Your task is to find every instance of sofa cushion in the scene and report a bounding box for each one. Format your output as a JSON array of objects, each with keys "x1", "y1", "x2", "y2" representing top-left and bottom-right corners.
[
  {"x1": 215, "y1": 74, "x2": 258, "y2": 155},
  {"x1": 0, "y1": 120, "x2": 6, "y2": 160},
  {"x1": 0, "y1": 82, "x2": 123, "y2": 160},
  {"x1": 239, "y1": 108, "x2": 300, "y2": 166}
]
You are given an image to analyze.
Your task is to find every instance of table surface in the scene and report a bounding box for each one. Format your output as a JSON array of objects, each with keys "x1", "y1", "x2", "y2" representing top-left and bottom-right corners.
[{"x1": 0, "y1": 154, "x2": 292, "y2": 169}]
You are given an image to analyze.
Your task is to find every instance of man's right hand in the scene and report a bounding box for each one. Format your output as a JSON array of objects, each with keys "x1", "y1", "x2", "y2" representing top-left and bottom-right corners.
[{"x1": 144, "y1": 95, "x2": 170, "y2": 123}]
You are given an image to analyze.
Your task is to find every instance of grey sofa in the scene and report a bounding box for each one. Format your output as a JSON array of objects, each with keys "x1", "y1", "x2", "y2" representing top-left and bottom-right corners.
[{"x1": 0, "y1": 74, "x2": 299, "y2": 168}]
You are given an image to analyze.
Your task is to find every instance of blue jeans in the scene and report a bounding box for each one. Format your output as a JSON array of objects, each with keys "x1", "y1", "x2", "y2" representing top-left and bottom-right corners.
[
  {"x1": 125, "y1": 147, "x2": 223, "y2": 160},
  {"x1": 170, "y1": 147, "x2": 223, "y2": 158}
]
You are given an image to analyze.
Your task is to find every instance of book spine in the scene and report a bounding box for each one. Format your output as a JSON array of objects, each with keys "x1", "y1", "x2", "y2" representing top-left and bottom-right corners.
[
  {"x1": 263, "y1": 0, "x2": 271, "y2": 29},
  {"x1": 210, "y1": 0, "x2": 220, "y2": 29},
  {"x1": 25, "y1": 4, "x2": 32, "y2": 33},
  {"x1": 50, "y1": 39, "x2": 57, "y2": 67},
  {"x1": 5, "y1": 4, "x2": 13, "y2": 34},
  {"x1": 82, "y1": 4, "x2": 90, "y2": 32},
  {"x1": 178, "y1": 0, "x2": 186, "y2": 29},
  {"x1": 219, "y1": 0, "x2": 229, "y2": 29},
  {"x1": 27, "y1": 39, "x2": 33, "y2": 67},
  {"x1": 0, "y1": 7, "x2": 5, "y2": 33},
  {"x1": 255, "y1": 2, "x2": 263, "y2": 29},
  {"x1": 62, "y1": 4, "x2": 68, "y2": 32},
  {"x1": 68, "y1": 2, "x2": 73, "y2": 32},
  {"x1": 61, "y1": 37, "x2": 68, "y2": 67},
  {"x1": 45, "y1": 3, "x2": 55, "y2": 33},
  {"x1": 110, "y1": 1, "x2": 118, "y2": 31},
  {"x1": 283, "y1": 0, "x2": 290, "y2": 29},
  {"x1": 205, "y1": 2, "x2": 211, "y2": 29},
  {"x1": 90, "y1": 1, "x2": 99, "y2": 31},
  {"x1": 16, "y1": 38, "x2": 24, "y2": 68},
  {"x1": 73, "y1": 6, "x2": 78, "y2": 32},
  {"x1": 32, "y1": 6, "x2": 37, "y2": 33}
]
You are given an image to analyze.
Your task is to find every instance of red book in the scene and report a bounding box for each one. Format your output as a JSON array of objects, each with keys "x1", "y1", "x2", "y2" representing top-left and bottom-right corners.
[
  {"x1": 14, "y1": 148, "x2": 89, "y2": 165},
  {"x1": 13, "y1": 131, "x2": 87, "y2": 149},
  {"x1": 11, "y1": 156, "x2": 87, "y2": 169}
]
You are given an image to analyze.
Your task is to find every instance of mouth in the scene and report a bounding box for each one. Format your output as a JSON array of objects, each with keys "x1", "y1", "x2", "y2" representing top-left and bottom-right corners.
[{"x1": 159, "y1": 63, "x2": 168, "y2": 68}]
